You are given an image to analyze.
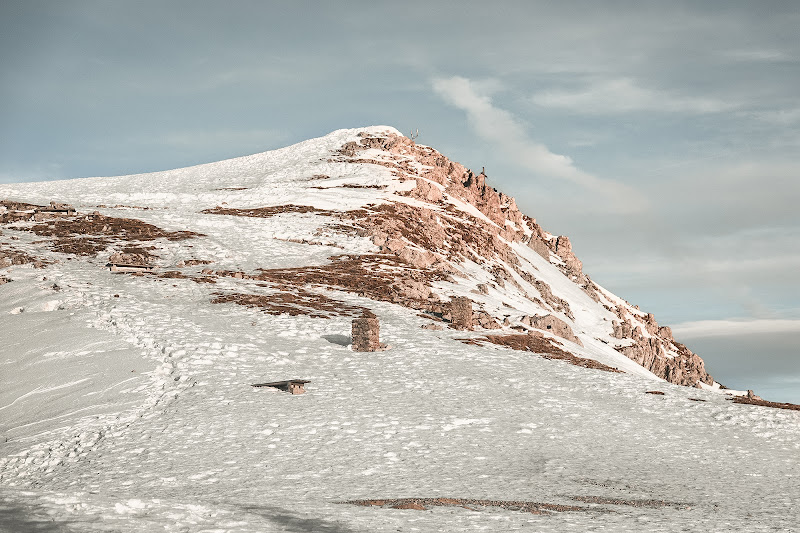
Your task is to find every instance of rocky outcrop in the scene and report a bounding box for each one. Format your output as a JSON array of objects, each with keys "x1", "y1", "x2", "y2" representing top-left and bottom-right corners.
[
  {"x1": 554, "y1": 236, "x2": 582, "y2": 273},
  {"x1": 615, "y1": 315, "x2": 713, "y2": 387},
  {"x1": 332, "y1": 131, "x2": 718, "y2": 389},
  {"x1": 521, "y1": 314, "x2": 582, "y2": 346},
  {"x1": 527, "y1": 236, "x2": 550, "y2": 260}
]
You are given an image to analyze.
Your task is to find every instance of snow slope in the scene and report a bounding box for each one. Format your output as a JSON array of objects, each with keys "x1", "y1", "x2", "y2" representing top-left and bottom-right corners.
[{"x1": 0, "y1": 127, "x2": 798, "y2": 532}]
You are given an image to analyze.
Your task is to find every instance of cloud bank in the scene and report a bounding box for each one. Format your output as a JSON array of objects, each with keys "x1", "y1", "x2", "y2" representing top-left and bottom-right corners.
[
  {"x1": 530, "y1": 78, "x2": 737, "y2": 115},
  {"x1": 671, "y1": 318, "x2": 800, "y2": 339}
]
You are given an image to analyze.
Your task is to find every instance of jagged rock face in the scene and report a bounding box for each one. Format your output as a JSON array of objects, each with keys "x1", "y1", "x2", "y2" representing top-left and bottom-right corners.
[
  {"x1": 527, "y1": 236, "x2": 550, "y2": 260},
  {"x1": 554, "y1": 236, "x2": 582, "y2": 274},
  {"x1": 330, "y1": 130, "x2": 720, "y2": 389}
]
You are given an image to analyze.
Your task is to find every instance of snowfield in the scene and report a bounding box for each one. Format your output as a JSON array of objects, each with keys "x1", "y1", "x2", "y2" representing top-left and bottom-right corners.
[{"x1": 1, "y1": 127, "x2": 798, "y2": 532}]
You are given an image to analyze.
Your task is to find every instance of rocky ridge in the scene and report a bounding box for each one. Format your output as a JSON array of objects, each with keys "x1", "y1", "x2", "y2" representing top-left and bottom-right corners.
[{"x1": 330, "y1": 131, "x2": 713, "y2": 388}]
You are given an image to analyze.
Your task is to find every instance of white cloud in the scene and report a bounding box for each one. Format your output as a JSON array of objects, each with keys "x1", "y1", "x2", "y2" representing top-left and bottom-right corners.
[
  {"x1": 671, "y1": 319, "x2": 800, "y2": 339},
  {"x1": 721, "y1": 49, "x2": 791, "y2": 63},
  {"x1": 531, "y1": 78, "x2": 736, "y2": 115},
  {"x1": 431, "y1": 76, "x2": 646, "y2": 212}
]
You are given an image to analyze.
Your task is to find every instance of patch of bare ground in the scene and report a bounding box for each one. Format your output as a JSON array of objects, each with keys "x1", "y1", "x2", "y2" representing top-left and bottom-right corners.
[
  {"x1": 201, "y1": 204, "x2": 336, "y2": 217},
  {"x1": 211, "y1": 288, "x2": 368, "y2": 319},
  {"x1": 463, "y1": 334, "x2": 623, "y2": 373},
  {"x1": 250, "y1": 254, "x2": 439, "y2": 304},
  {"x1": 729, "y1": 397, "x2": 800, "y2": 411},
  {"x1": 1, "y1": 200, "x2": 42, "y2": 223},
  {"x1": 569, "y1": 496, "x2": 689, "y2": 509},
  {"x1": 213, "y1": 187, "x2": 249, "y2": 191},
  {"x1": 0, "y1": 245, "x2": 48, "y2": 267},
  {"x1": 340, "y1": 498, "x2": 587, "y2": 515},
  {"x1": 155, "y1": 270, "x2": 190, "y2": 280},
  {"x1": 177, "y1": 258, "x2": 213, "y2": 267},
  {"x1": 20, "y1": 213, "x2": 201, "y2": 258},
  {"x1": 339, "y1": 183, "x2": 387, "y2": 189},
  {"x1": 645, "y1": 391, "x2": 665, "y2": 395},
  {"x1": 272, "y1": 237, "x2": 345, "y2": 249}
]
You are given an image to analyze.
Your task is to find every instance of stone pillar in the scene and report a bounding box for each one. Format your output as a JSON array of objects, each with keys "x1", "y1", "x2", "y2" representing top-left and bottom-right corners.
[
  {"x1": 352, "y1": 316, "x2": 380, "y2": 351},
  {"x1": 450, "y1": 297, "x2": 473, "y2": 330}
]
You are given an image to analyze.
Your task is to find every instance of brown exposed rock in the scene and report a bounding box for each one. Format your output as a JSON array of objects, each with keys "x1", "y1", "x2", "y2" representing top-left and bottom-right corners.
[
  {"x1": 522, "y1": 314, "x2": 582, "y2": 346},
  {"x1": 201, "y1": 204, "x2": 336, "y2": 218},
  {"x1": 465, "y1": 333, "x2": 622, "y2": 373},
  {"x1": 554, "y1": 236, "x2": 582, "y2": 273},
  {"x1": 527, "y1": 236, "x2": 550, "y2": 260},
  {"x1": 617, "y1": 336, "x2": 712, "y2": 387},
  {"x1": 341, "y1": 497, "x2": 587, "y2": 515},
  {"x1": 211, "y1": 288, "x2": 368, "y2": 319},
  {"x1": 530, "y1": 278, "x2": 574, "y2": 320},
  {"x1": 391, "y1": 502, "x2": 427, "y2": 510},
  {"x1": 409, "y1": 178, "x2": 443, "y2": 203},
  {"x1": 729, "y1": 396, "x2": 800, "y2": 411},
  {"x1": 0, "y1": 246, "x2": 44, "y2": 267},
  {"x1": 17, "y1": 212, "x2": 200, "y2": 258}
]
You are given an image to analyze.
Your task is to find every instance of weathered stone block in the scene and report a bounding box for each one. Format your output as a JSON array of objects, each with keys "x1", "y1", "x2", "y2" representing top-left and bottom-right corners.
[
  {"x1": 352, "y1": 317, "x2": 380, "y2": 351},
  {"x1": 450, "y1": 297, "x2": 473, "y2": 330}
]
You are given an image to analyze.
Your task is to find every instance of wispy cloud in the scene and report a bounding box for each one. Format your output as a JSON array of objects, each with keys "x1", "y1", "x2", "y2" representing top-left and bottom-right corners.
[
  {"x1": 671, "y1": 318, "x2": 800, "y2": 339},
  {"x1": 721, "y1": 49, "x2": 792, "y2": 63},
  {"x1": 431, "y1": 76, "x2": 646, "y2": 212},
  {"x1": 530, "y1": 78, "x2": 737, "y2": 115}
]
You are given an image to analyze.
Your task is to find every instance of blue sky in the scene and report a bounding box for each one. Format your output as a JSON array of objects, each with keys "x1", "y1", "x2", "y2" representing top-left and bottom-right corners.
[{"x1": 1, "y1": 1, "x2": 798, "y2": 401}]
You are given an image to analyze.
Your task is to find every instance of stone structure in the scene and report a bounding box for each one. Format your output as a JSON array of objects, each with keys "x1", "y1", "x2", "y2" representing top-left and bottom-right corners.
[
  {"x1": 33, "y1": 202, "x2": 76, "y2": 220},
  {"x1": 107, "y1": 252, "x2": 154, "y2": 273},
  {"x1": 449, "y1": 296, "x2": 473, "y2": 330},
  {"x1": 352, "y1": 316, "x2": 381, "y2": 351},
  {"x1": 252, "y1": 380, "x2": 310, "y2": 395}
]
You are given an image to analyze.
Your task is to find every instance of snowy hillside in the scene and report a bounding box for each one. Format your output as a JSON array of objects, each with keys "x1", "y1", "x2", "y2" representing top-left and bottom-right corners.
[{"x1": 1, "y1": 127, "x2": 798, "y2": 532}]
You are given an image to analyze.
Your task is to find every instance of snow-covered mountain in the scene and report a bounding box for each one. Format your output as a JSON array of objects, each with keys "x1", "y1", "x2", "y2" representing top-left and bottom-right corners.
[{"x1": 1, "y1": 127, "x2": 798, "y2": 532}]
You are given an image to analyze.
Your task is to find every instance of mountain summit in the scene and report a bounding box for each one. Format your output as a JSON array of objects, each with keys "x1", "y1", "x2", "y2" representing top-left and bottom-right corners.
[{"x1": 1, "y1": 127, "x2": 797, "y2": 532}]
